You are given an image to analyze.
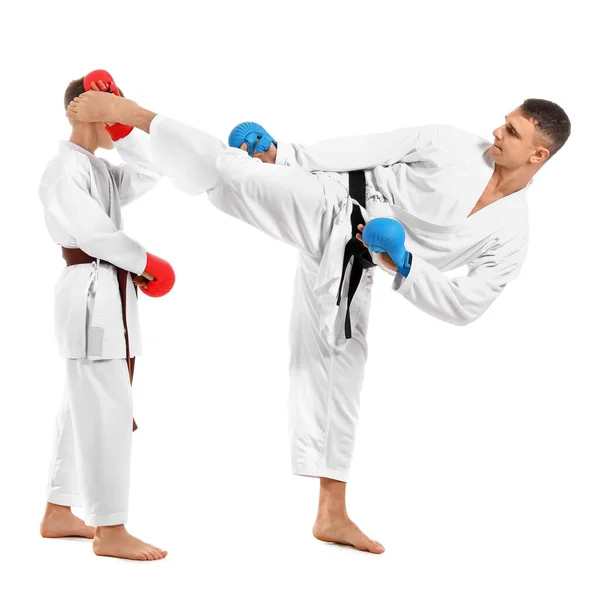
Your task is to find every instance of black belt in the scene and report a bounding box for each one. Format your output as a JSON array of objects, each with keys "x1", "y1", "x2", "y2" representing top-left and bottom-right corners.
[{"x1": 336, "y1": 170, "x2": 375, "y2": 340}]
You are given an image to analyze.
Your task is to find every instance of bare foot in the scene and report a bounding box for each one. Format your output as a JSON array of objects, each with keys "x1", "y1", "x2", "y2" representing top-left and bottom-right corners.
[
  {"x1": 313, "y1": 478, "x2": 385, "y2": 554},
  {"x1": 67, "y1": 91, "x2": 135, "y2": 125},
  {"x1": 313, "y1": 515, "x2": 385, "y2": 554},
  {"x1": 40, "y1": 503, "x2": 96, "y2": 539},
  {"x1": 93, "y1": 525, "x2": 167, "y2": 561}
]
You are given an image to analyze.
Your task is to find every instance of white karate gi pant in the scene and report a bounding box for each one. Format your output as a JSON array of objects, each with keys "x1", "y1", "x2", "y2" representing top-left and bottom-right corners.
[
  {"x1": 288, "y1": 252, "x2": 372, "y2": 481},
  {"x1": 46, "y1": 358, "x2": 133, "y2": 526},
  {"x1": 151, "y1": 116, "x2": 374, "y2": 482}
]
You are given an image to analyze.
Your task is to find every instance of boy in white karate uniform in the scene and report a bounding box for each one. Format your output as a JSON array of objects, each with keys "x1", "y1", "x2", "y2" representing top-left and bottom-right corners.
[
  {"x1": 67, "y1": 90, "x2": 570, "y2": 554},
  {"x1": 39, "y1": 74, "x2": 173, "y2": 560}
]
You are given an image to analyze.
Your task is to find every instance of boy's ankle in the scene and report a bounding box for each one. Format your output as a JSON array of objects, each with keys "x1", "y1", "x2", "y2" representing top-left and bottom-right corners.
[{"x1": 95, "y1": 524, "x2": 126, "y2": 537}]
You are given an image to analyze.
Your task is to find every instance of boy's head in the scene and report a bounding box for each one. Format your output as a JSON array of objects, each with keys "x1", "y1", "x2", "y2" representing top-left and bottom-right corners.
[{"x1": 64, "y1": 77, "x2": 114, "y2": 150}]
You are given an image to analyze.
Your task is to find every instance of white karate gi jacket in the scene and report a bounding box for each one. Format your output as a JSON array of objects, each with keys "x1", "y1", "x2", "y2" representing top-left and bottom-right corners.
[
  {"x1": 38, "y1": 131, "x2": 160, "y2": 359},
  {"x1": 275, "y1": 124, "x2": 529, "y2": 333}
]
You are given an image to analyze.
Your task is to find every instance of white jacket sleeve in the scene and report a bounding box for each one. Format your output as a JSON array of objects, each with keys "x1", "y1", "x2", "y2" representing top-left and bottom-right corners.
[
  {"x1": 43, "y1": 165, "x2": 147, "y2": 274},
  {"x1": 275, "y1": 125, "x2": 443, "y2": 172},
  {"x1": 109, "y1": 129, "x2": 162, "y2": 207},
  {"x1": 391, "y1": 234, "x2": 528, "y2": 326},
  {"x1": 149, "y1": 114, "x2": 227, "y2": 195}
]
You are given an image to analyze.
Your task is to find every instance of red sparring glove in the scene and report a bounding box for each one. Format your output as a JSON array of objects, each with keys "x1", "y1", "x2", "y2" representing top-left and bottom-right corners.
[
  {"x1": 83, "y1": 69, "x2": 134, "y2": 141},
  {"x1": 141, "y1": 253, "x2": 176, "y2": 297}
]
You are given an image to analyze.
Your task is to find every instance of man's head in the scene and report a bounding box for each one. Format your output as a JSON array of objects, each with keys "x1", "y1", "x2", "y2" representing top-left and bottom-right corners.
[
  {"x1": 491, "y1": 99, "x2": 571, "y2": 169},
  {"x1": 64, "y1": 77, "x2": 114, "y2": 150}
]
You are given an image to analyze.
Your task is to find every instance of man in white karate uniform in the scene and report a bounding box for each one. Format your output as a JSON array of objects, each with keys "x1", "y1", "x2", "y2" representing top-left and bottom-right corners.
[
  {"x1": 39, "y1": 74, "x2": 173, "y2": 560},
  {"x1": 67, "y1": 90, "x2": 570, "y2": 553}
]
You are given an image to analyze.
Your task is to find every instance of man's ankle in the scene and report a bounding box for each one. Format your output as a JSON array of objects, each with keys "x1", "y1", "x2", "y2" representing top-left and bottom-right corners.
[{"x1": 46, "y1": 502, "x2": 71, "y2": 512}]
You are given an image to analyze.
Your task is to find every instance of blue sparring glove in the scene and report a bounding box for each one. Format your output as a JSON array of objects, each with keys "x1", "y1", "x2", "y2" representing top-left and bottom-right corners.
[
  {"x1": 362, "y1": 218, "x2": 412, "y2": 277},
  {"x1": 228, "y1": 122, "x2": 278, "y2": 156}
]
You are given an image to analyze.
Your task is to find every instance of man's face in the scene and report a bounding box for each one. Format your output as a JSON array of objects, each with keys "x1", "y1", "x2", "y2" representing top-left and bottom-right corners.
[
  {"x1": 95, "y1": 122, "x2": 114, "y2": 150},
  {"x1": 491, "y1": 108, "x2": 549, "y2": 168}
]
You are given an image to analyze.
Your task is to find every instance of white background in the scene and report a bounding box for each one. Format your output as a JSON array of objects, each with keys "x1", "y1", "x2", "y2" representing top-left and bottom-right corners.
[{"x1": 1, "y1": 1, "x2": 598, "y2": 597}]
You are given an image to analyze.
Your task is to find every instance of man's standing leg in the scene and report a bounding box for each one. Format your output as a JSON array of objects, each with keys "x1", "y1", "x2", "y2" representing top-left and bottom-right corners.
[
  {"x1": 289, "y1": 252, "x2": 383, "y2": 553},
  {"x1": 152, "y1": 119, "x2": 384, "y2": 552}
]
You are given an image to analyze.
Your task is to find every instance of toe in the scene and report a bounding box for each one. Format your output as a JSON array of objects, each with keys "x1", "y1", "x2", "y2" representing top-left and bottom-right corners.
[
  {"x1": 150, "y1": 544, "x2": 166, "y2": 556},
  {"x1": 154, "y1": 546, "x2": 167, "y2": 559},
  {"x1": 369, "y1": 540, "x2": 385, "y2": 554}
]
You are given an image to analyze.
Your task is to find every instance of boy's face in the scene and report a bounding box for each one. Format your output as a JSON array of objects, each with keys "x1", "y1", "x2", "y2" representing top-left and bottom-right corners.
[{"x1": 95, "y1": 122, "x2": 115, "y2": 150}]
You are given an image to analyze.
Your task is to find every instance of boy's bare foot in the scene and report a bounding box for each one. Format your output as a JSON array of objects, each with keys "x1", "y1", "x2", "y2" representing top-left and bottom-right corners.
[
  {"x1": 40, "y1": 502, "x2": 96, "y2": 539},
  {"x1": 93, "y1": 525, "x2": 168, "y2": 561}
]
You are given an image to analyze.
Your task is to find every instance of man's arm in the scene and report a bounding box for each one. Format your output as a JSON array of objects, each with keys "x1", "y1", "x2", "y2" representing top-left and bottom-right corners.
[
  {"x1": 275, "y1": 125, "x2": 444, "y2": 172},
  {"x1": 390, "y1": 234, "x2": 529, "y2": 326}
]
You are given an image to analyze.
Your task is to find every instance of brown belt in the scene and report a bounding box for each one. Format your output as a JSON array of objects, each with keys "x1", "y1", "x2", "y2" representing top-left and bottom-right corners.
[{"x1": 62, "y1": 247, "x2": 138, "y2": 432}]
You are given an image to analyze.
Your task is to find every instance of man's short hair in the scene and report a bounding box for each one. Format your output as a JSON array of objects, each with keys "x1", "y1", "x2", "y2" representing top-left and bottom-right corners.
[
  {"x1": 520, "y1": 98, "x2": 571, "y2": 157},
  {"x1": 64, "y1": 77, "x2": 85, "y2": 110}
]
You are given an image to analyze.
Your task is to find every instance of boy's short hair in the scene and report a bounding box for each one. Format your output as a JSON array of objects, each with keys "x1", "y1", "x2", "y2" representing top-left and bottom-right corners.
[
  {"x1": 64, "y1": 76, "x2": 126, "y2": 110},
  {"x1": 64, "y1": 77, "x2": 85, "y2": 110}
]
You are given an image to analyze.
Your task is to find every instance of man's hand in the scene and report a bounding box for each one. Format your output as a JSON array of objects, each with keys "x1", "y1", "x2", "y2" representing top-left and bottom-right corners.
[
  {"x1": 356, "y1": 224, "x2": 398, "y2": 270},
  {"x1": 229, "y1": 122, "x2": 278, "y2": 163},
  {"x1": 240, "y1": 141, "x2": 278, "y2": 163},
  {"x1": 132, "y1": 270, "x2": 155, "y2": 289}
]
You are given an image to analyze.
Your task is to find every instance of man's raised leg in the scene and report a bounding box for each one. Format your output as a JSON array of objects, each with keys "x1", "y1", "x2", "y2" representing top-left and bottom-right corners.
[{"x1": 67, "y1": 93, "x2": 342, "y2": 256}]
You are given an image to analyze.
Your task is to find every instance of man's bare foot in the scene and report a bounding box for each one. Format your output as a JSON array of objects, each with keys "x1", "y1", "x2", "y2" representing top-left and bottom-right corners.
[
  {"x1": 93, "y1": 525, "x2": 167, "y2": 561},
  {"x1": 313, "y1": 515, "x2": 385, "y2": 554},
  {"x1": 40, "y1": 502, "x2": 96, "y2": 539},
  {"x1": 67, "y1": 91, "x2": 135, "y2": 125},
  {"x1": 313, "y1": 477, "x2": 385, "y2": 554}
]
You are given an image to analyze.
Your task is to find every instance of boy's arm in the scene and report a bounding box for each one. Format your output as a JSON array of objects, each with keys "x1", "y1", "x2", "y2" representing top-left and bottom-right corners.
[
  {"x1": 43, "y1": 163, "x2": 148, "y2": 274},
  {"x1": 109, "y1": 129, "x2": 162, "y2": 207}
]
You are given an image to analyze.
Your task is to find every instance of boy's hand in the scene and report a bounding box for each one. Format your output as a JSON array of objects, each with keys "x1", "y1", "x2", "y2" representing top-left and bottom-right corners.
[
  {"x1": 89, "y1": 80, "x2": 108, "y2": 93},
  {"x1": 132, "y1": 271, "x2": 155, "y2": 289}
]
